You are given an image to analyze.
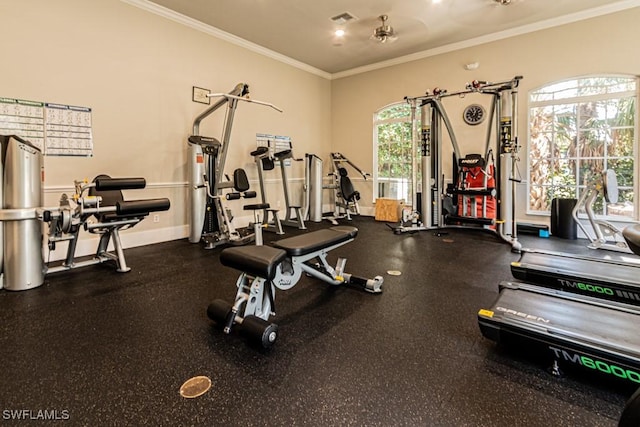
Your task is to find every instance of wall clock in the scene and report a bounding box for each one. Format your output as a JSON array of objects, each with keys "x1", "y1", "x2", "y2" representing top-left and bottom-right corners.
[{"x1": 463, "y1": 104, "x2": 486, "y2": 125}]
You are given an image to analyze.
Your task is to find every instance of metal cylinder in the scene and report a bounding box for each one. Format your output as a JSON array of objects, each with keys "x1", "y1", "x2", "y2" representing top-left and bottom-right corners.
[
  {"x1": 0, "y1": 135, "x2": 44, "y2": 291},
  {"x1": 307, "y1": 154, "x2": 323, "y2": 222},
  {"x1": 497, "y1": 92, "x2": 512, "y2": 234},
  {"x1": 188, "y1": 142, "x2": 206, "y2": 243},
  {"x1": 420, "y1": 103, "x2": 432, "y2": 227}
]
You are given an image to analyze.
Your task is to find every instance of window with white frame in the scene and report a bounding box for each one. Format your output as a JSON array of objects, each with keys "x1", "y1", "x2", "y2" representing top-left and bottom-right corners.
[
  {"x1": 528, "y1": 76, "x2": 637, "y2": 219},
  {"x1": 373, "y1": 102, "x2": 419, "y2": 204}
]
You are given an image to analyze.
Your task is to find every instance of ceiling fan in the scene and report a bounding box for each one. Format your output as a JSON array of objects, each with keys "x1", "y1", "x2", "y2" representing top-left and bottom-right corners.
[{"x1": 371, "y1": 15, "x2": 397, "y2": 44}]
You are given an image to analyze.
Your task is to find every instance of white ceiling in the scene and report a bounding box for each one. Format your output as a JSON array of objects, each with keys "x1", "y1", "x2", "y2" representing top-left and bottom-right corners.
[{"x1": 146, "y1": 0, "x2": 638, "y2": 75}]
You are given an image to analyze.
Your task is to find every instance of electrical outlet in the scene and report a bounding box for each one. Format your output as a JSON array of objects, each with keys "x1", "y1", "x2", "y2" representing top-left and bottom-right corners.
[{"x1": 153, "y1": 214, "x2": 160, "y2": 223}]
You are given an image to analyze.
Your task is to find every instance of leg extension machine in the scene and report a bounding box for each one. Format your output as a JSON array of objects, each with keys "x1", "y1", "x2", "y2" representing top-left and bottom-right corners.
[{"x1": 43, "y1": 174, "x2": 171, "y2": 274}]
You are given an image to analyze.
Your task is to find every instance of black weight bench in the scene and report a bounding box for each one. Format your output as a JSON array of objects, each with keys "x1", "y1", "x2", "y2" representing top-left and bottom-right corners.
[{"x1": 207, "y1": 226, "x2": 383, "y2": 348}]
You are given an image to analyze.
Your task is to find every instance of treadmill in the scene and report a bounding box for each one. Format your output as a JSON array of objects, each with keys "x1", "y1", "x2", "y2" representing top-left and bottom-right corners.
[
  {"x1": 479, "y1": 224, "x2": 640, "y2": 386},
  {"x1": 478, "y1": 281, "x2": 640, "y2": 386},
  {"x1": 511, "y1": 249, "x2": 640, "y2": 305}
]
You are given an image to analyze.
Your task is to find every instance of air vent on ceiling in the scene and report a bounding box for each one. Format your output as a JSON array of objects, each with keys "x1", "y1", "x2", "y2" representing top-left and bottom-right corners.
[{"x1": 330, "y1": 12, "x2": 357, "y2": 25}]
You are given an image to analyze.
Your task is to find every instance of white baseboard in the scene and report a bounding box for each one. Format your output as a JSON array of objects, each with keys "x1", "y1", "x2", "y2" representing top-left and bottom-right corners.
[
  {"x1": 46, "y1": 225, "x2": 189, "y2": 262},
  {"x1": 360, "y1": 206, "x2": 375, "y2": 217}
]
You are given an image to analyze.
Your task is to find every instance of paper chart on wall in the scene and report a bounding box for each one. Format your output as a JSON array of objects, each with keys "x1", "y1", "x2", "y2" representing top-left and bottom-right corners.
[
  {"x1": 45, "y1": 103, "x2": 93, "y2": 156},
  {"x1": 0, "y1": 97, "x2": 46, "y2": 152},
  {"x1": 0, "y1": 97, "x2": 93, "y2": 156}
]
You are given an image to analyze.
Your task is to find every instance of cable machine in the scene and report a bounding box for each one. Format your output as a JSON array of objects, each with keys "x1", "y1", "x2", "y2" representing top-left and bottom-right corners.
[
  {"x1": 188, "y1": 83, "x2": 282, "y2": 248},
  {"x1": 396, "y1": 76, "x2": 522, "y2": 251}
]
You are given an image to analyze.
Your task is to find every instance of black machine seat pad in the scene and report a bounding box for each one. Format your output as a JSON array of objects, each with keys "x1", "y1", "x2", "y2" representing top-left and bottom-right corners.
[
  {"x1": 117, "y1": 199, "x2": 170, "y2": 215},
  {"x1": 274, "y1": 150, "x2": 292, "y2": 159},
  {"x1": 339, "y1": 173, "x2": 359, "y2": 202},
  {"x1": 623, "y1": 224, "x2": 640, "y2": 256},
  {"x1": 221, "y1": 245, "x2": 287, "y2": 280},
  {"x1": 95, "y1": 177, "x2": 146, "y2": 191},
  {"x1": 244, "y1": 203, "x2": 270, "y2": 211},
  {"x1": 101, "y1": 198, "x2": 170, "y2": 222},
  {"x1": 272, "y1": 226, "x2": 358, "y2": 257}
]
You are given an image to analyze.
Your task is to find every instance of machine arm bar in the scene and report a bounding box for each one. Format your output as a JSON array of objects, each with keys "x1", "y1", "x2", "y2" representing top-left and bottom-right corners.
[
  {"x1": 406, "y1": 75, "x2": 523, "y2": 103},
  {"x1": 345, "y1": 159, "x2": 371, "y2": 180},
  {"x1": 207, "y1": 93, "x2": 283, "y2": 113}
]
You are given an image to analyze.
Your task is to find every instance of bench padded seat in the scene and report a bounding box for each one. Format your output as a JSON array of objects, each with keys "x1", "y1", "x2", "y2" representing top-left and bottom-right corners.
[
  {"x1": 220, "y1": 245, "x2": 287, "y2": 280},
  {"x1": 272, "y1": 226, "x2": 358, "y2": 257}
]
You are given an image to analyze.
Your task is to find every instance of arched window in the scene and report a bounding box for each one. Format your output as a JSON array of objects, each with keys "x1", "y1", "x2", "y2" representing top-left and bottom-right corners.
[
  {"x1": 373, "y1": 102, "x2": 419, "y2": 203},
  {"x1": 528, "y1": 76, "x2": 637, "y2": 219}
]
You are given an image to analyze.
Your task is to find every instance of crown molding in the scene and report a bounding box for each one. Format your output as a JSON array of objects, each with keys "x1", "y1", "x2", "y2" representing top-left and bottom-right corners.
[
  {"x1": 122, "y1": 0, "x2": 639, "y2": 81},
  {"x1": 120, "y1": 0, "x2": 332, "y2": 80},
  {"x1": 332, "y1": 0, "x2": 640, "y2": 80}
]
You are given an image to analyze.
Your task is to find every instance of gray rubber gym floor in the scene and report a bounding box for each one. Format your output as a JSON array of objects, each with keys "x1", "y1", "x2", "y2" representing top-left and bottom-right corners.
[{"x1": 0, "y1": 216, "x2": 635, "y2": 426}]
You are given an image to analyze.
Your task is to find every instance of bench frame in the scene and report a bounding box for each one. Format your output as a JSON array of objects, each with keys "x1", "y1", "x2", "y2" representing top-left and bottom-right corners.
[{"x1": 211, "y1": 226, "x2": 383, "y2": 346}]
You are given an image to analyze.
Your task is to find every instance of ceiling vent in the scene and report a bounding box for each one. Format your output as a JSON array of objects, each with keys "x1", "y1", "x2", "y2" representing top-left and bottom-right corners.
[{"x1": 331, "y1": 12, "x2": 357, "y2": 25}]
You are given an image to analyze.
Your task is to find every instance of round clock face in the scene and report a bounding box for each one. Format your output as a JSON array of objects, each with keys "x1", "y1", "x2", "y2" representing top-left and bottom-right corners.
[{"x1": 463, "y1": 104, "x2": 486, "y2": 125}]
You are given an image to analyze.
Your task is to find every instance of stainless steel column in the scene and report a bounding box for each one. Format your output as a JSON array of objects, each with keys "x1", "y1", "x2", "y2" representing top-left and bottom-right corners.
[
  {"x1": 306, "y1": 154, "x2": 323, "y2": 222},
  {"x1": 0, "y1": 135, "x2": 45, "y2": 291}
]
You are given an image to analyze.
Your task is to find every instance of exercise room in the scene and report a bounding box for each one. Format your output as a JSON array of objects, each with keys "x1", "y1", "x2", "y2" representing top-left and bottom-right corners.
[{"x1": 1, "y1": 0, "x2": 639, "y2": 425}]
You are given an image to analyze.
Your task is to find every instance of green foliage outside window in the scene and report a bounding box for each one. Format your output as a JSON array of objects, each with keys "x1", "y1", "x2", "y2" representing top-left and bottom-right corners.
[
  {"x1": 374, "y1": 103, "x2": 420, "y2": 203},
  {"x1": 529, "y1": 76, "x2": 636, "y2": 218}
]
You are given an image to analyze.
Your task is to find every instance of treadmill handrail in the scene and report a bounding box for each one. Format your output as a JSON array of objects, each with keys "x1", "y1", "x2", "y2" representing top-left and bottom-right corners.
[
  {"x1": 514, "y1": 254, "x2": 640, "y2": 288},
  {"x1": 502, "y1": 281, "x2": 640, "y2": 315},
  {"x1": 521, "y1": 248, "x2": 640, "y2": 267}
]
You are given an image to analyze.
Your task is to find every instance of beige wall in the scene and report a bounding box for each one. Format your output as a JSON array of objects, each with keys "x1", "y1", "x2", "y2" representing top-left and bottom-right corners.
[
  {"x1": 331, "y1": 8, "x2": 640, "y2": 224},
  {"x1": 2, "y1": 1, "x2": 638, "y2": 259},
  {"x1": 0, "y1": 0, "x2": 331, "y2": 257}
]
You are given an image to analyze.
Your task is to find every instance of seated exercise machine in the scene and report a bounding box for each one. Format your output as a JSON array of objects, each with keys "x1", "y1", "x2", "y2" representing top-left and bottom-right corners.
[
  {"x1": 400, "y1": 77, "x2": 522, "y2": 252},
  {"x1": 478, "y1": 224, "x2": 640, "y2": 399},
  {"x1": 0, "y1": 134, "x2": 170, "y2": 291},
  {"x1": 188, "y1": 83, "x2": 282, "y2": 249},
  {"x1": 44, "y1": 174, "x2": 170, "y2": 274},
  {"x1": 324, "y1": 153, "x2": 371, "y2": 225},
  {"x1": 217, "y1": 167, "x2": 272, "y2": 246},
  {"x1": 572, "y1": 169, "x2": 633, "y2": 254},
  {"x1": 250, "y1": 136, "x2": 306, "y2": 231},
  {"x1": 207, "y1": 226, "x2": 383, "y2": 348}
]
